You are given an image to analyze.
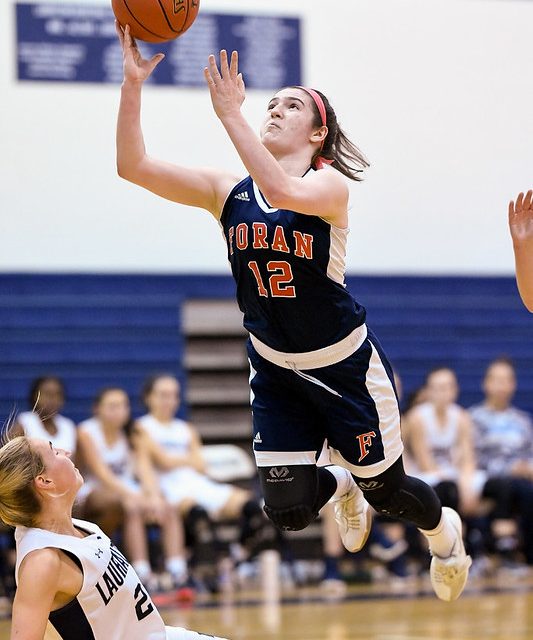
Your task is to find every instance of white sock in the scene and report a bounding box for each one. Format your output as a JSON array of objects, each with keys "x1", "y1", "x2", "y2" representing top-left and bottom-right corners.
[
  {"x1": 165, "y1": 556, "x2": 187, "y2": 581},
  {"x1": 132, "y1": 560, "x2": 151, "y2": 582},
  {"x1": 419, "y1": 509, "x2": 459, "y2": 558},
  {"x1": 324, "y1": 465, "x2": 354, "y2": 499}
]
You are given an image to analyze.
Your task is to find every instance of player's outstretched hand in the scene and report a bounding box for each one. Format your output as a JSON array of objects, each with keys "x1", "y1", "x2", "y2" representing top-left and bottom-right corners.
[
  {"x1": 204, "y1": 50, "x2": 245, "y2": 120},
  {"x1": 115, "y1": 21, "x2": 165, "y2": 84},
  {"x1": 509, "y1": 189, "x2": 533, "y2": 248}
]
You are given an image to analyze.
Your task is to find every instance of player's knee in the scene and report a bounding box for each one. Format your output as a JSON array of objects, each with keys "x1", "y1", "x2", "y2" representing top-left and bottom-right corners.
[
  {"x1": 258, "y1": 464, "x2": 319, "y2": 531},
  {"x1": 364, "y1": 487, "x2": 427, "y2": 522},
  {"x1": 263, "y1": 503, "x2": 317, "y2": 531}
]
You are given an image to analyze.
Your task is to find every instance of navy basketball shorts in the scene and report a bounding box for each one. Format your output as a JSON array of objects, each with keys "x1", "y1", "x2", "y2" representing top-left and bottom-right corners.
[{"x1": 248, "y1": 327, "x2": 404, "y2": 479}]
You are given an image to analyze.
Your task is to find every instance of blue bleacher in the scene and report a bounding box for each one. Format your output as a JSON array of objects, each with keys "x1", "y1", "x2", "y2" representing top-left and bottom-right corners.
[{"x1": 0, "y1": 274, "x2": 531, "y2": 423}]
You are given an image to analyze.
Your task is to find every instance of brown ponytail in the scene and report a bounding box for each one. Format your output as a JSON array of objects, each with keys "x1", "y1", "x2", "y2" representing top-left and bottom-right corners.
[{"x1": 289, "y1": 86, "x2": 370, "y2": 181}]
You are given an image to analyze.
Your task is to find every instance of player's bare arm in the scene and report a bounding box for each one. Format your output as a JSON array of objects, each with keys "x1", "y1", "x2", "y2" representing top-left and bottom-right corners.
[
  {"x1": 11, "y1": 548, "x2": 79, "y2": 640},
  {"x1": 204, "y1": 50, "x2": 349, "y2": 227},
  {"x1": 115, "y1": 23, "x2": 239, "y2": 218},
  {"x1": 509, "y1": 189, "x2": 533, "y2": 312}
]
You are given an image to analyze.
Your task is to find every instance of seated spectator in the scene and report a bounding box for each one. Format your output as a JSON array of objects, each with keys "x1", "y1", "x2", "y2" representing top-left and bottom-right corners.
[
  {"x1": 469, "y1": 358, "x2": 533, "y2": 566},
  {"x1": 404, "y1": 367, "x2": 481, "y2": 516},
  {"x1": 136, "y1": 374, "x2": 273, "y2": 588},
  {"x1": 77, "y1": 387, "x2": 188, "y2": 592},
  {"x1": 15, "y1": 376, "x2": 77, "y2": 457}
]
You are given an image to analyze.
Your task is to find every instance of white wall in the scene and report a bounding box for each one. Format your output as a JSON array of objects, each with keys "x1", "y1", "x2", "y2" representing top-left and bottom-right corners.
[{"x1": 1, "y1": 0, "x2": 532, "y2": 274}]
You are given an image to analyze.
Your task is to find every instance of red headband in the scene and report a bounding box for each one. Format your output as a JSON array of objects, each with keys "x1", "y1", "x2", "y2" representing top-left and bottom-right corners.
[{"x1": 296, "y1": 86, "x2": 333, "y2": 170}]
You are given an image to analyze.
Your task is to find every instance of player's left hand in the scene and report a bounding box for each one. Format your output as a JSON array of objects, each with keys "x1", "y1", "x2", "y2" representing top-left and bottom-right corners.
[
  {"x1": 509, "y1": 189, "x2": 533, "y2": 247},
  {"x1": 204, "y1": 50, "x2": 245, "y2": 120}
]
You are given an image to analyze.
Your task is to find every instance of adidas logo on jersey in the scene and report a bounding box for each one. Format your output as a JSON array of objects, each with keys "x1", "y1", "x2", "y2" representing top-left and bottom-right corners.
[
  {"x1": 234, "y1": 191, "x2": 250, "y2": 202},
  {"x1": 253, "y1": 432, "x2": 262, "y2": 444}
]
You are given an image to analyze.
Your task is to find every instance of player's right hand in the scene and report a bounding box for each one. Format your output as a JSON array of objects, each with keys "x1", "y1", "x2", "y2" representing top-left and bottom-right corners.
[
  {"x1": 509, "y1": 189, "x2": 533, "y2": 247},
  {"x1": 115, "y1": 21, "x2": 165, "y2": 84}
]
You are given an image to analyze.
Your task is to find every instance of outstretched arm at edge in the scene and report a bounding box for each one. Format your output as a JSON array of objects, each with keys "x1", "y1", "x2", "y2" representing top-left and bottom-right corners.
[
  {"x1": 115, "y1": 24, "x2": 239, "y2": 219},
  {"x1": 509, "y1": 190, "x2": 533, "y2": 312}
]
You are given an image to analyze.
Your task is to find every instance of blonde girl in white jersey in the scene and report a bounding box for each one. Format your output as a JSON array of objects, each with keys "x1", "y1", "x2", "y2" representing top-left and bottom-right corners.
[
  {"x1": 77, "y1": 388, "x2": 188, "y2": 589},
  {"x1": 0, "y1": 432, "x2": 229, "y2": 640}
]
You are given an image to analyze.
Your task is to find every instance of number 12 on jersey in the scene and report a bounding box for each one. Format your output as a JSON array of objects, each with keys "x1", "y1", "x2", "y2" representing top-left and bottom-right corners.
[{"x1": 248, "y1": 260, "x2": 296, "y2": 298}]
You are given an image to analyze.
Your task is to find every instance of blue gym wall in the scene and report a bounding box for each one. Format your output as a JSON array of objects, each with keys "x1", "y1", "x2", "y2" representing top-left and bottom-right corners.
[{"x1": 1, "y1": 274, "x2": 531, "y2": 425}]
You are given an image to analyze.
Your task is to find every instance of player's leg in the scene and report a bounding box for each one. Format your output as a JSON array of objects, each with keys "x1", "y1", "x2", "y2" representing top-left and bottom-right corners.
[
  {"x1": 248, "y1": 344, "x2": 357, "y2": 534},
  {"x1": 322, "y1": 331, "x2": 471, "y2": 600},
  {"x1": 352, "y1": 457, "x2": 471, "y2": 601}
]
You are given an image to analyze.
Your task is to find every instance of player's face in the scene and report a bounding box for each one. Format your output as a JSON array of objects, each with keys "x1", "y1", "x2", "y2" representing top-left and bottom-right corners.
[
  {"x1": 96, "y1": 390, "x2": 130, "y2": 430},
  {"x1": 35, "y1": 379, "x2": 64, "y2": 415},
  {"x1": 483, "y1": 363, "x2": 516, "y2": 405},
  {"x1": 260, "y1": 88, "x2": 320, "y2": 155},
  {"x1": 426, "y1": 370, "x2": 458, "y2": 407},
  {"x1": 147, "y1": 377, "x2": 180, "y2": 419},
  {"x1": 31, "y1": 438, "x2": 83, "y2": 496}
]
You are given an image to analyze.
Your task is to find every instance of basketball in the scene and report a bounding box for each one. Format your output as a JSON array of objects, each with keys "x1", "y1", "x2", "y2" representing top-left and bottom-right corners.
[{"x1": 112, "y1": 0, "x2": 200, "y2": 43}]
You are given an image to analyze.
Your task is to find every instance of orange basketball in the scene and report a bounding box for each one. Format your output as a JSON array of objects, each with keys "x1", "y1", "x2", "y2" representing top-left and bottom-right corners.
[{"x1": 112, "y1": 0, "x2": 200, "y2": 43}]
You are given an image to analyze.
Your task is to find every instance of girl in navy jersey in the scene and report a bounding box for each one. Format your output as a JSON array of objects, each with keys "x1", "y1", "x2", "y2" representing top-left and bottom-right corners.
[
  {"x1": 0, "y1": 433, "x2": 228, "y2": 640},
  {"x1": 115, "y1": 23, "x2": 470, "y2": 602}
]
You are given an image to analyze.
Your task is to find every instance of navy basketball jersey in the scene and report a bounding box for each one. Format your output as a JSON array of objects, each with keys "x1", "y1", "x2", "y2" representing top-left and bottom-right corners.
[{"x1": 220, "y1": 174, "x2": 366, "y2": 352}]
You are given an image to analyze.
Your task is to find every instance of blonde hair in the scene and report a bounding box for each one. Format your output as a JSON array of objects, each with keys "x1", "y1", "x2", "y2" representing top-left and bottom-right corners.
[{"x1": 0, "y1": 436, "x2": 45, "y2": 528}]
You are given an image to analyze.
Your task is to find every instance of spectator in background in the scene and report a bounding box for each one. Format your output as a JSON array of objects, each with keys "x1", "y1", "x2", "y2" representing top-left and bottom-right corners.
[
  {"x1": 136, "y1": 374, "x2": 272, "y2": 588},
  {"x1": 469, "y1": 358, "x2": 533, "y2": 566},
  {"x1": 77, "y1": 387, "x2": 188, "y2": 591},
  {"x1": 15, "y1": 376, "x2": 77, "y2": 457},
  {"x1": 508, "y1": 189, "x2": 533, "y2": 312},
  {"x1": 404, "y1": 368, "x2": 481, "y2": 516}
]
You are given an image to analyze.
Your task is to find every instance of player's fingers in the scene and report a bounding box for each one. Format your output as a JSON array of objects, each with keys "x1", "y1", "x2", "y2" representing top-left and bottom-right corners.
[
  {"x1": 237, "y1": 72, "x2": 245, "y2": 93},
  {"x1": 229, "y1": 50, "x2": 238, "y2": 78},
  {"x1": 516, "y1": 191, "x2": 524, "y2": 212},
  {"x1": 203, "y1": 66, "x2": 216, "y2": 90},
  {"x1": 219, "y1": 49, "x2": 231, "y2": 78},
  {"x1": 509, "y1": 199, "x2": 515, "y2": 218},
  {"x1": 207, "y1": 54, "x2": 222, "y2": 82},
  {"x1": 149, "y1": 53, "x2": 165, "y2": 72},
  {"x1": 115, "y1": 20, "x2": 125, "y2": 46},
  {"x1": 523, "y1": 189, "x2": 533, "y2": 210}
]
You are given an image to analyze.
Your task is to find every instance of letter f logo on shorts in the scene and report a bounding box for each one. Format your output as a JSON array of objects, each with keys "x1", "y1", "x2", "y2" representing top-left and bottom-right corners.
[{"x1": 356, "y1": 431, "x2": 376, "y2": 462}]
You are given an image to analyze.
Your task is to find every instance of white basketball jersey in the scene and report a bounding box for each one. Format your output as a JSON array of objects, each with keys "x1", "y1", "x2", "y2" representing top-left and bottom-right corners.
[
  {"x1": 415, "y1": 402, "x2": 461, "y2": 472},
  {"x1": 78, "y1": 417, "x2": 135, "y2": 481},
  {"x1": 18, "y1": 411, "x2": 77, "y2": 454},
  {"x1": 137, "y1": 415, "x2": 192, "y2": 456},
  {"x1": 15, "y1": 518, "x2": 166, "y2": 639}
]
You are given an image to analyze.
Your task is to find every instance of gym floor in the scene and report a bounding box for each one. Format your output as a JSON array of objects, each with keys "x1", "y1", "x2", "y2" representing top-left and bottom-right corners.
[{"x1": 1, "y1": 572, "x2": 532, "y2": 639}]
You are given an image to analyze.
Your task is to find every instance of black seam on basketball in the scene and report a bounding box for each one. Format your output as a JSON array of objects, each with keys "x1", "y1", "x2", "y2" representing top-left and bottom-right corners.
[
  {"x1": 121, "y1": 0, "x2": 169, "y2": 40},
  {"x1": 157, "y1": 0, "x2": 181, "y2": 34},
  {"x1": 182, "y1": 0, "x2": 190, "y2": 33}
]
